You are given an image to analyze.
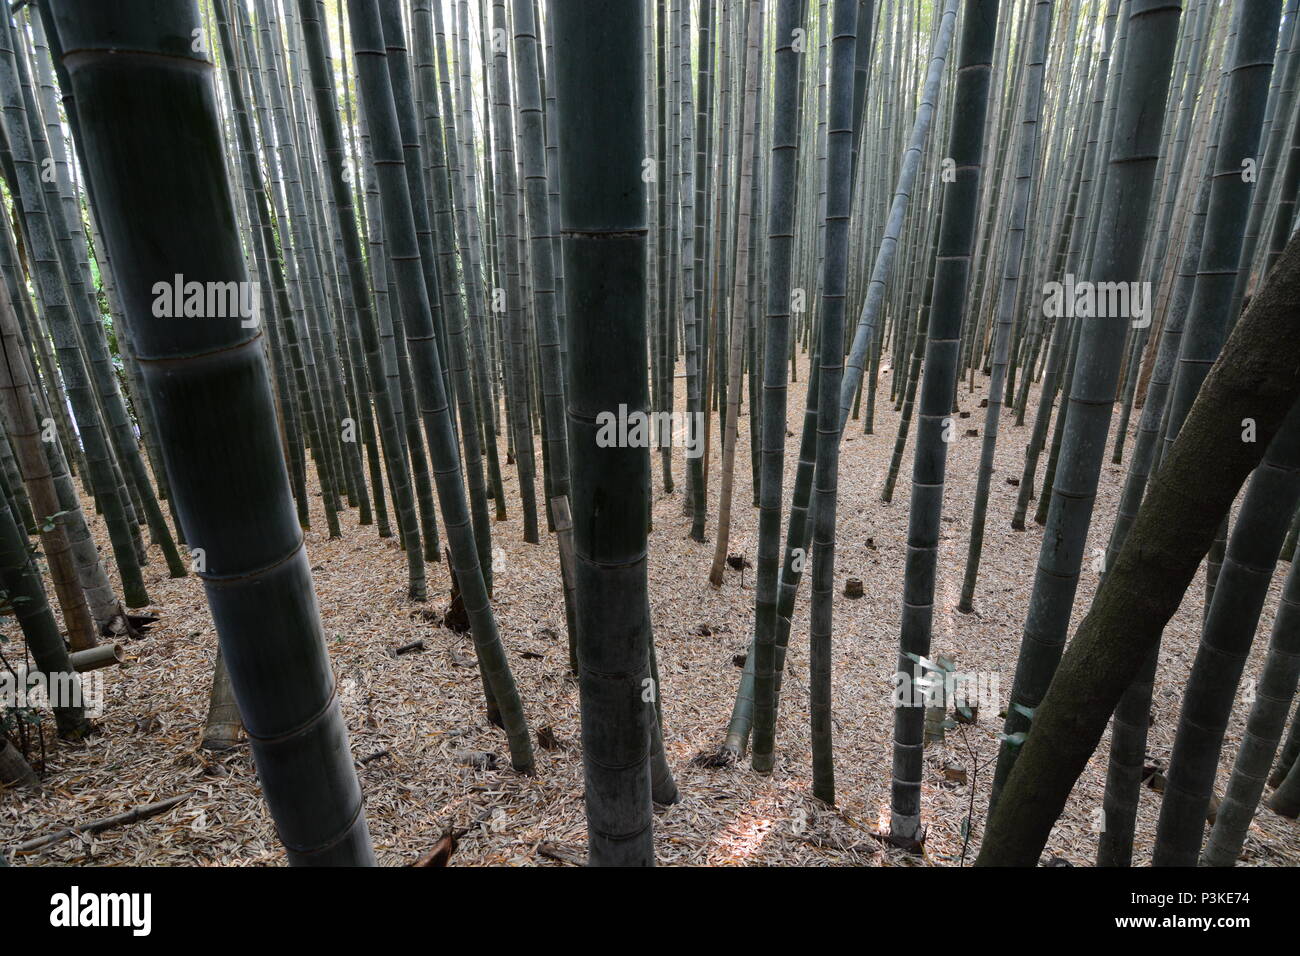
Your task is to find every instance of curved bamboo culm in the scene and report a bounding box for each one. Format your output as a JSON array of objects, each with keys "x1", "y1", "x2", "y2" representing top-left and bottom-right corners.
[
  {"x1": 889, "y1": 0, "x2": 999, "y2": 847},
  {"x1": 347, "y1": 0, "x2": 533, "y2": 773},
  {"x1": 553, "y1": 0, "x2": 658, "y2": 866},
  {"x1": 1096, "y1": 116, "x2": 1219, "y2": 867},
  {"x1": 45, "y1": 0, "x2": 374, "y2": 865},
  {"x1": 1097, "y1": 0, "x2": 1283, "y2": 866},
  {"x1": 989, "y1": 0, "x2": 1185, "y2": 811},
  {"x1": 977, "y1": 228, "x2": 1300, "y2": 867},
  {"x1": 1153, "y1": 405, "x2": 1300, "y2": 865}
]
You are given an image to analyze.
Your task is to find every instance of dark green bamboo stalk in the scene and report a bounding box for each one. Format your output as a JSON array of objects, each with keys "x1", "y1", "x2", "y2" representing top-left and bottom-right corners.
[
  {"x1": 1271, "y1": 710, "x2": 1300, "y2": 787},
  {"x1": 348, "y1": 0, "x2": 532, "y2": 771},
  {"x1": 292, "y1": 0, "x2": 423, "y2": 597},
  {"x1": 1154, "y1": 383, "x2": 1299, "y2": 866},
  {"x1": 0, "y1": 300, "x2": 87, "y2": 740},
  {"x1": 807, "y1": 0, "x2": 858, "y2": 805},
  {"x1": 839, "y1": 0, "x2": 957, "y2": 432},
  {"x1": 26, "y1": 11, "x2": 187, "y2": 583},
  {"x1": 989, "y1": 0, "x2": 1184, "y2": 809},
  {"x1": 509, "y1": 0, "x2": 578, "y2": 651},
  {"x1": 47, "y1": 0, "x2": 374, "y2": 864},
  {"x1": 958, "y1": 0, "x2": 1052, "y2": 614},
  {"x1": 454, "y1": 0, "x2": 508, "y2": 527},
  {"x1": 744, "y1": 0, "x2": 804, "y2": 768},
  {"x1": 554, "y1": 0, "x2": 658, "y2": 865},
  {"x1": 489, "y1": 0, "x2": 540, "y2": 544},
  {"x1": 709, "y1": 0, "x2": 763, "y2": 590},
  {"x1": 252, "y1": 0, "x2": 344, "y2": 540},
  {"x1": 1096, "y1": 109, "x2": 1218, "y2": 867},
  {"x1": 681, "y1": 0, "x2": 707, "y2": 545},
  {"x1": 889, "y1": 0, "x2": 999, "y2": 846},
  {"x1": 1203, "y1": 554, "x2": 1300, "y2": 865}
]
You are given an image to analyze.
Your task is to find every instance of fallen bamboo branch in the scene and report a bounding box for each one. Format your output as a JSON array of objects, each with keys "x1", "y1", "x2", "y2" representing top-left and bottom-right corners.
[{"x1": 11, "y1": 792, "x2": 191, "y2": 855}]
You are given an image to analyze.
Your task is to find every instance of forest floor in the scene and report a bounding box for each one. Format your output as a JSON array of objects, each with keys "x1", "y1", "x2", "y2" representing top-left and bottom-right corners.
[{"x1": 3, "y1": 351, "x2": 1299, "y2": 867}]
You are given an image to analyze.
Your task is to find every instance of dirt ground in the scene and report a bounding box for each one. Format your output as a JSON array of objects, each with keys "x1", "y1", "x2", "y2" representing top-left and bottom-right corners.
[{"x1": 2, "y1": 351, "x2": 1297, "y2": 866}]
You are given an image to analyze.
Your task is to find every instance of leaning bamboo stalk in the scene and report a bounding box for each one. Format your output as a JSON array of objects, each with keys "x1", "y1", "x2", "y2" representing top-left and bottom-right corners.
[
  {"x1": 978, "y1": 227, "x2": 1300, "y2": 866},
  {"x1": 48, "y1": 0, "x2": 376, "y2": 865}
]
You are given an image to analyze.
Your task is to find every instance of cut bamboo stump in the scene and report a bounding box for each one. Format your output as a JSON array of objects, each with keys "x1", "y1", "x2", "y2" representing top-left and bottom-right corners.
[{"x1": 0, "y1": 738, "x2": 39, "y2": 791}]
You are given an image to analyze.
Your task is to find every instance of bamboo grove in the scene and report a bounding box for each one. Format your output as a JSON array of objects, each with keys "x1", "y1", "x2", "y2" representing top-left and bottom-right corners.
[{"x1": 0, "y1": 0, "x2": 1297, "y2": 871}]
